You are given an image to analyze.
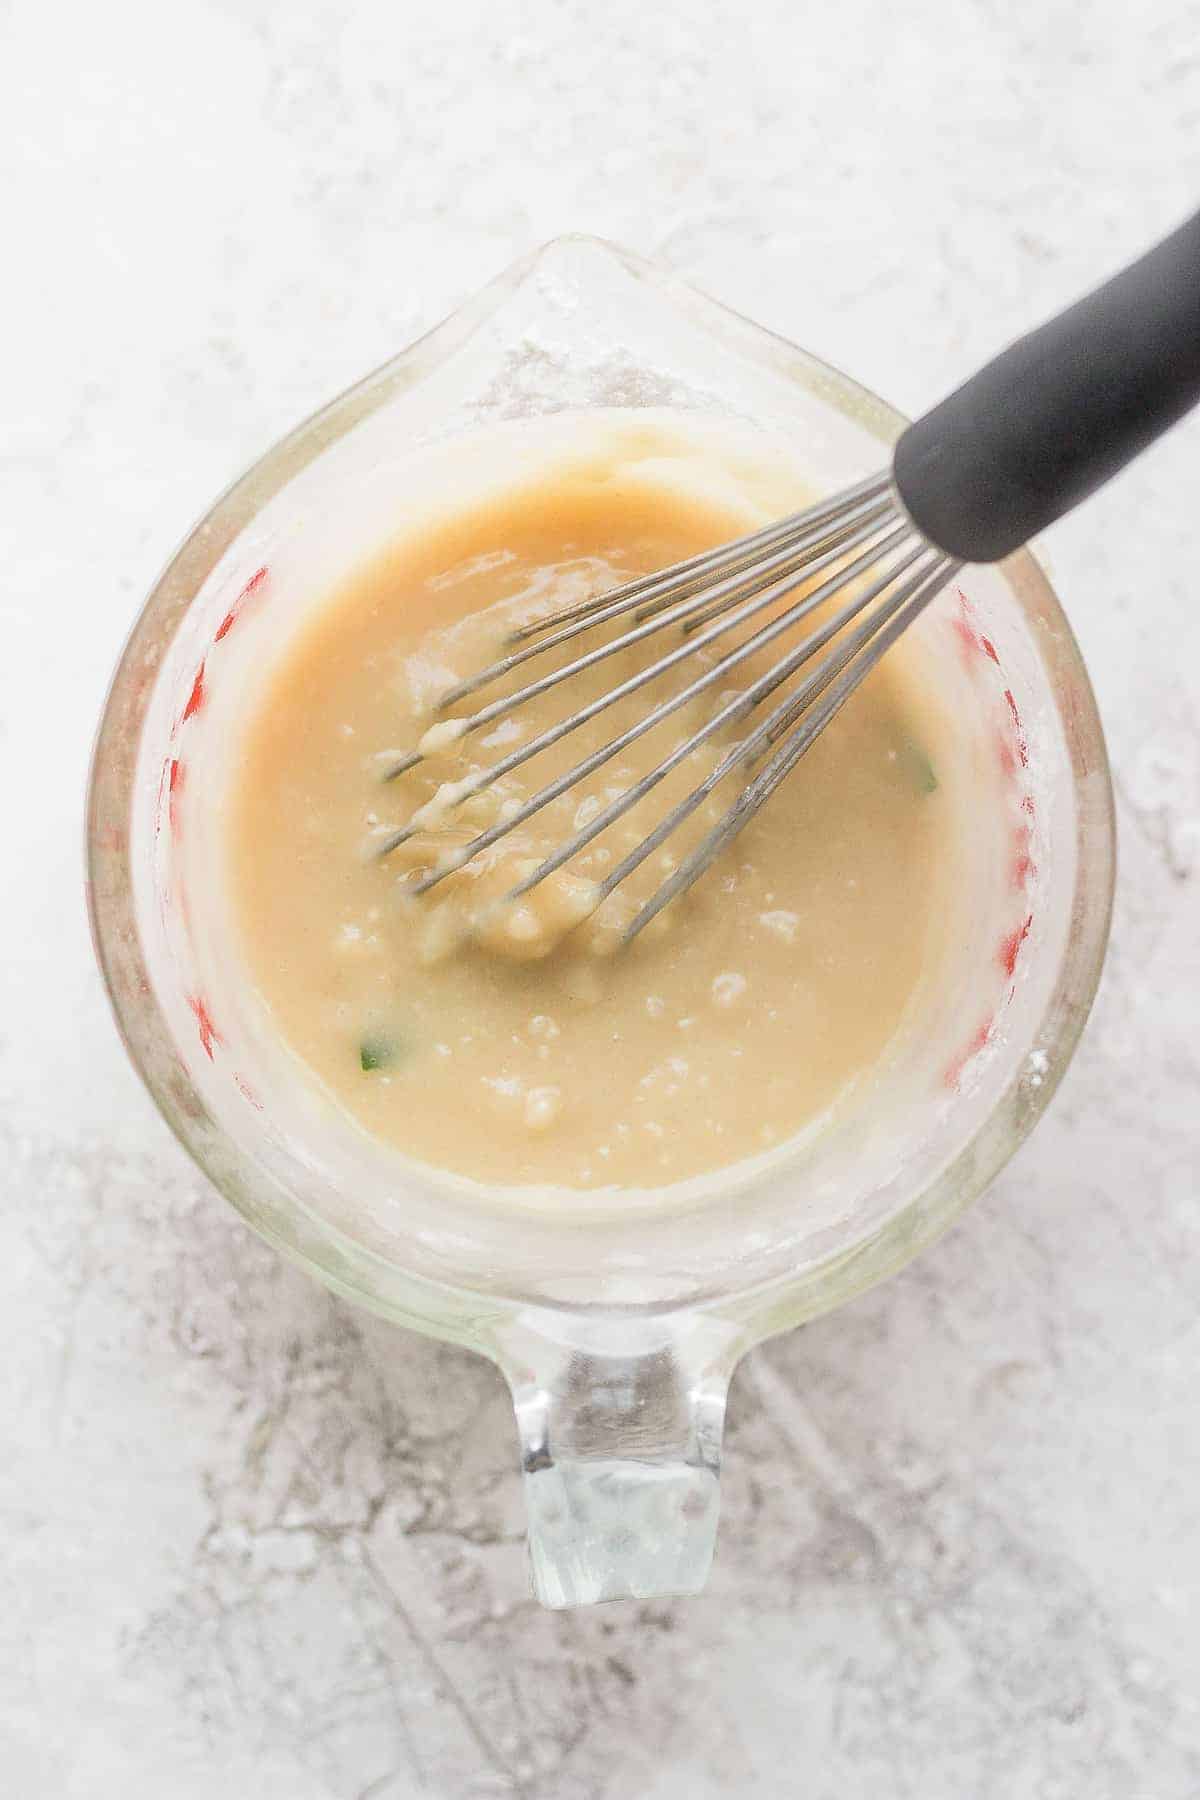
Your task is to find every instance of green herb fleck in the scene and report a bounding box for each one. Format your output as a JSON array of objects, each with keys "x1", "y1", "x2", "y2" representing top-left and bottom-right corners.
[
  {"x1": 901, "y1": 740, "x2": 938, "y2": 795},
  {"x1": 360, "y1": 1034, "x2": 397, "y2": 1072}
]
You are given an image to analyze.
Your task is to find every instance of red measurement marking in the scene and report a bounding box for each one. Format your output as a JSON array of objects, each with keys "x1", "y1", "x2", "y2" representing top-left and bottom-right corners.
[
  {"x1": 234, "y1": 1073, "x2": 263, "y2": 1110},
  {"x1": 1011, "y1": 815, "x2": 1035, "y2": 889},
  {"x1": 1003, "y1": 689, "x2": 1029, "y2": 767},
  {"x1": 952, "y1": 586, "x2": 993, "y2": 660},
  {"x1": 999, "y1": 913, "x2": 1033, "y2": 977},
  {"x1": 215, "y1": 563, "x2": 269, "y2": 641},
  {"x1": 181, "y1": 662, "x2": 206, "y2": 723},
  {"x1": 167, "y1": 758, "x2": 185, "y2": 838},
  {"x1": 187, "y1": 993, "x2": 221, "y2": 1060},
  {"x1": 953, "y1": 615, "x2": 981, "y2": 662},
  {"x1": 1020, "y1": 793, "x2": 1036, "y2": 816},
  {"x1": 945, "y1": 1015, "x2": 995, "y2": 1090}
]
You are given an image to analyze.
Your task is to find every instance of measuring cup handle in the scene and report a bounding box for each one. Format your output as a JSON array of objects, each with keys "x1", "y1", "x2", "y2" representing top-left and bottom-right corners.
[{"x1": 494, "y1": 1317, "x2": 740, "y2": 1608}]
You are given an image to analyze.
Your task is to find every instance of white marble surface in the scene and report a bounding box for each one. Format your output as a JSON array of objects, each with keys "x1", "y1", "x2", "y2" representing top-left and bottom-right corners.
[{"x1": 3, "y1": 1, "x2": 1200, "y2": 1793}]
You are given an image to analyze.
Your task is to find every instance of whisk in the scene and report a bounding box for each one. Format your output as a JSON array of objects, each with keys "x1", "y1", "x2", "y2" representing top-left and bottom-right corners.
[{"x1": 379, "y1": 207, "x2": 1200, "y2": 942}]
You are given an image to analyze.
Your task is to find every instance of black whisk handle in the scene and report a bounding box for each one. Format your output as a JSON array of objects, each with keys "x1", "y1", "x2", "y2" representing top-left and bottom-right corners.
[{"x1": 893, "y1": 205, "x2": 1200, "y2": 562}]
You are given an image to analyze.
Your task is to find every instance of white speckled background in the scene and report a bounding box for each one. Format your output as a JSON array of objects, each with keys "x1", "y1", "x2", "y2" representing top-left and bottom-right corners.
[{"x1": 3, "y1": 1, "x2": 1200, "y2": 1794}]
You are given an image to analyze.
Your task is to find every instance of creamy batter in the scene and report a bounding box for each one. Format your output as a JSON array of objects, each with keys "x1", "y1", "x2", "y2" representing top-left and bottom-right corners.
[{"x1": 230, "y1": 461, "x2": 959, "y2": 1189}]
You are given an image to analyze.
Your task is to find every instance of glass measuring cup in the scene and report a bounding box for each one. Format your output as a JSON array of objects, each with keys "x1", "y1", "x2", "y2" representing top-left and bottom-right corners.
[{"x1": 86, "y1": 238, "x2": 1115, "y2": 1608}]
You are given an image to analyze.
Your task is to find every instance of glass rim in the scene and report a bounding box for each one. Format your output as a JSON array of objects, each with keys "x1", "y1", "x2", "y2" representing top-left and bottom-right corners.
[{"x1": 85, "y1": 234, "x2": 1116, "y2": 1333}]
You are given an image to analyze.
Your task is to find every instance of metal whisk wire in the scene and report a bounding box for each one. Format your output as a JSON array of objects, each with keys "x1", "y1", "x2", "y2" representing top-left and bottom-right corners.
[
  {"x1": 378, "y1": 472, "x2": 892, "y2": 783},
  {"x1": 613, "y1": 551, "x2": 956, "y2": 939},
  {"x1": 375, "y1": 475, "x2": 958, "y2": 940}
]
